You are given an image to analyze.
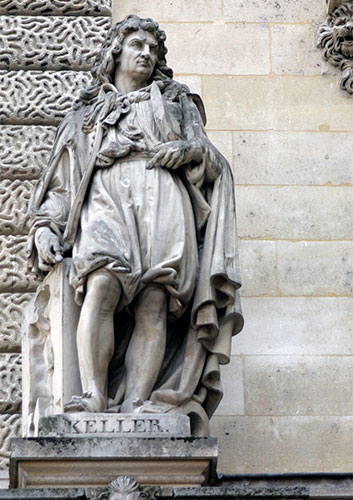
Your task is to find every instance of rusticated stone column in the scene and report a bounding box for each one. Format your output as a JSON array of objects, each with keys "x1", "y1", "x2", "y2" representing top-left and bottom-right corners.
[{"x1": 0, "y1": 0, "x2": 111, "y2": 476}]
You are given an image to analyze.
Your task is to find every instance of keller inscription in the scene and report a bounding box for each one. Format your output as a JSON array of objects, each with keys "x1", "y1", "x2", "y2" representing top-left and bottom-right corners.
[{"x1": 38, "y1": 413, "x2": 191, "y2": 438}]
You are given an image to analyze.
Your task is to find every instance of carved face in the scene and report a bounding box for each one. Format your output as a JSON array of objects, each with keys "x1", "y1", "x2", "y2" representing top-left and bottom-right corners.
[
  {"x1": 333, "y1": 17, "x2": 353, "y2": 57},
  {"x1": 118, "y1": 29, "x2": 158, "y2": 83}
]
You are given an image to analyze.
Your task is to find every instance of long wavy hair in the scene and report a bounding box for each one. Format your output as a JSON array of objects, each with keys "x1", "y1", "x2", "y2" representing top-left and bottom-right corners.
[{"x1": 79, "y1": 15, "x2": 174, "y2": 104}]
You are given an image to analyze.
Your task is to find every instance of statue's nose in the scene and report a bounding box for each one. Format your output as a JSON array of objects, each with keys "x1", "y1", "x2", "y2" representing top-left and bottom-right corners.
[{"x1": 141, "y1": 45, "x2": 151, "y2": 57}]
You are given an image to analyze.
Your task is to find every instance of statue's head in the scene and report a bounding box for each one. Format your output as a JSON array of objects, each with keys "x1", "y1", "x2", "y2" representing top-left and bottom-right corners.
[{"x1": 93, "y1": 15, "x2": 173, "y2": 86}]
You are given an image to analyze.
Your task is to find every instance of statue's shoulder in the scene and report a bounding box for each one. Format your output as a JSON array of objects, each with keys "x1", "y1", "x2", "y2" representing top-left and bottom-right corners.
[{"x1": 161, "y1": 79, "x2": 206, "y2": 125}]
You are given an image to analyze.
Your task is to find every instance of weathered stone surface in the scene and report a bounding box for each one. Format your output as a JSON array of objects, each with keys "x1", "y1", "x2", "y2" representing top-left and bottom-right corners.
[
  {"x1": 39, "y1": 413, "x2": 191, "y2": 437},
  {"x1": 0, "y1": 71, "x2": 92, "y2": 125},
  {"x1": 214, "y1": 356, "x2": 244, "y2": 416},
  {"x1": 211, "y1": 416, "x2": 353, "y2": 473},
  {"x1": 203, "y1": 75, "x2": 353, "y2": 131},
  {"x1": 10, "y1": 437, "x2": 218, "y2": 488},
  {"x1": 0, "y1": 126, "x2": 55, "y2": 181},
  {"x1": 0, "y1": 236, "x2": 40, "y2": 292},
  {"x1": 272, "y1": 24, "x2": 322, "y2": 76},
  {"x1": 0, "y1": 293, "x2": 32, "y2": 353},
  {"x1": 244, "y1": 356, "x2": 353, "y2": 416},
  {"x1": 277, "y1": 241, "x2": 353, "y2": 296},
  {"x1": 237, "y1": 186, "x2": 353, "y2": 240},
  {"x1": 207, "y1": 132, "x2": 233, "y2": 166},
  {"x1": 0, "y1": 180, "x2": 33, "y2": 235},
  {"x1": 223, "y1": 0, "x2": 325, "y2": 22},
  {"x1": 233, "y1": 131, "x2": 353, "y2": 186},
  {"x1": 162, "y1": 24, "x2": 270, "y2": 76},
  {"x1": 0, "y1": 415, "x2": 21, "y2": 471},
  {"x1": 113, "y1": 0, "x2": 222, "y2": 22},
  {"x1": 238, "y1": 240, "x2": 277, "y2": 297},
  {"x1": 0, "y1": 0, "x2": 111, "y2": 16},
  {"x1": 0, "y1": 355, "x2": 21, "y2": 414},
  {"x1": 233, "y1": 297, "x2": 353, "y2": 355},
  {"x1": 0, "y1": 17, "x2": 111, "y2": 71}
]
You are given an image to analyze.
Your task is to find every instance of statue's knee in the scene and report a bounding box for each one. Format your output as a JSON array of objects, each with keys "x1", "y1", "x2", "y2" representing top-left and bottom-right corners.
[{"x1": 86, "y1": 270, "x2": 120, "y2": 311}]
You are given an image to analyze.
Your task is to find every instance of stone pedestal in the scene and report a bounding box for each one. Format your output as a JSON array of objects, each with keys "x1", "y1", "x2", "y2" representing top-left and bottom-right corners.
[{"x1": 10, "y1": 436, "x2": 218, "y2": 489}]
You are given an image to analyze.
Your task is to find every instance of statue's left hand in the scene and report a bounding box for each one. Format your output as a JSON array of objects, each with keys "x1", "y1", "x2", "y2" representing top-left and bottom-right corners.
[{"x1": 146, "y1": 140, "x2": 202, "y2": 170}]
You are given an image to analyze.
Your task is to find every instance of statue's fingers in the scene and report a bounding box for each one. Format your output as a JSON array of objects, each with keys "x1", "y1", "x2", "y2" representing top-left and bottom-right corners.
[
  {"x1": 160, "y1": 149, "x2": 175, "y2": 167},
  {"x1": 146, "y1": 149, "x2": 166, "y2": 169}
]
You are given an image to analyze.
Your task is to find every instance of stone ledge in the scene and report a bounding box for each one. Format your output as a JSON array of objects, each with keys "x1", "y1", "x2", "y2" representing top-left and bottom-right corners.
[{"x1": 10, "y1": 437, "x2": 218, "y2": 488}]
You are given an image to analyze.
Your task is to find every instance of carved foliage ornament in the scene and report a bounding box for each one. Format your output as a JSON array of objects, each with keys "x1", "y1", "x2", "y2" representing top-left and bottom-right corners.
[
  {"x1": 91, "y1": 476, "x2": 160, "y2": 500},
  {"x1": 318, "y1": 0, "x2": 353, "y2": 93}
]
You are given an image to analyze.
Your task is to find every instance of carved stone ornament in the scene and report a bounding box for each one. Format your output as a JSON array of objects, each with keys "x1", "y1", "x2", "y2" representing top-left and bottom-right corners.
[
  {"x1": 318, "y1": 0, "x2": 353, "y2": 93},
  {"x1": 91, "y1": 476, "x2": 160, "y2": 500},
  {"x1": 23, "y1": 15, "x2": 244, "y2": 437}
]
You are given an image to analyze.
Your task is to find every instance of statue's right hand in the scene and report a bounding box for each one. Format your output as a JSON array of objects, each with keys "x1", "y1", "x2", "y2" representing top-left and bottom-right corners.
[{"x1": 34, "y1": 227, "x2": 63, "y2": 272}]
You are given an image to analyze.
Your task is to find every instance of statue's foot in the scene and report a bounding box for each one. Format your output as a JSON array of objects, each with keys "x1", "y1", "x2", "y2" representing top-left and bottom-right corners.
[
  {"x1": 64, "y1": 392, "x2": 104, "y2": 413},
  {"x1": 151, "y1": 389, "x2": 188, "y2": 406}
]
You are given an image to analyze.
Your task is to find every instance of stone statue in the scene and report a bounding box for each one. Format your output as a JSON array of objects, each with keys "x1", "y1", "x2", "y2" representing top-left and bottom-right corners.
[{"x1": 25, "y1": 15, "x2": 243, "y2": 435}]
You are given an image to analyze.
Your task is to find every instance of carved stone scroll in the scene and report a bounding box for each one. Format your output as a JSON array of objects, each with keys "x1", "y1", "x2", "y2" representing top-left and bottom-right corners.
[
  {"x1": 0, "y1": 0, "x2": 111, "y2": 16},
  {"x1": 0, "y1": 126, "x2": 56, "y2": 181},
  {"x1": 0, "y1": 71, "x2": 92, "y2": 125},
  {"x1": 0, "y1": 16, "x2": 111, "y2": 71},
  {"x1": 0, "y1": 293, "x2": 32, "y2": 352},
  {"x1": 317, "y1": 1, "x2": 353, "y2": 93}
]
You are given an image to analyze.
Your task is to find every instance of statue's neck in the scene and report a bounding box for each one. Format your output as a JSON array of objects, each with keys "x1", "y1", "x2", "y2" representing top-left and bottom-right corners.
[{"x1": 114, "y1": 72, "x2": 147, "y2": 94}]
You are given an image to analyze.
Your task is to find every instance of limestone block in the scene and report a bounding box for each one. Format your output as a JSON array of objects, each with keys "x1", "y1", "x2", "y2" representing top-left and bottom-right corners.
[
  {"x1": 0, "y1": 354, "x2": 21, "y2": 414},
  {"x1": 0, "y1": 0, "x2": 111, "y2": 16},
  {"x1": 211, "y1": 416, "x2": 353, "y2": 473},
  {"x1": 244, "y1": 356, "x2": 353, "y2": 416},
  {"x1": 0, "y1": 126, "x2": 55, "y2": 181},
  {"x1": 0, "y1": 236, "x2": 40, "y2": 292},
  {"x1": 0, "y1": 71, "x2": 92, "y2": 125},
  {"x1": 0, "y1": 293, "x2": 32, "y2": 352},
  {"x1": 214, "y1": 356, "x2": 244, "y2": 416},
  {"x1": 0, "y1": 415, "x2": 21, "y2": 471},
  {"x1": 0, "y1": 17, "x2": 111, "y2": 72},
  {"x1": 224, "y1": 0, "x2": 325, "y2": 23},
  {"x1": 237, "y1": 186, "x2": 353, "y2": 240},
  {"x1": 238, "y1": 240, "x2": 277, "y2": 297},
  {"x1": 113, "y1": 0, "x2": 222, "y2": 22},
  {"x1": 203, "y1": 75, "x2": 353, "y2": 131},
  {"x1": 277, "y1": 241, "x2": 353, "y2": 296},
  {"x1": 233, "y1": 131, "x2": 353, "y2": 186},
  {"x1": 161, "y1": 24, "x2": 270, "y2": 76},
  {"x1": 0, "y1": 180, "x2": 33, "y2": 236},
  {"x1": 233, "y1": 297, "x2": 353, "y2": 355},
  {"x1": 206, "y1": 132, "x2": 233, "y2": 166},
  {"x1": 272, "y1": 24, "x2": 322, "y2": 76}
]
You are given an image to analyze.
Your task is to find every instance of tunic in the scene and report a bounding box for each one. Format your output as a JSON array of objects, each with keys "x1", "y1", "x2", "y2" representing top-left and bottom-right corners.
[{"x1": 72, "y1": 95, "x2": 198, "y2": 315}]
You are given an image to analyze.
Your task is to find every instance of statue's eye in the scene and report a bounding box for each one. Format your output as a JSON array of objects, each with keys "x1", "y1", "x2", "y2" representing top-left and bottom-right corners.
[{"x1": 131, "y1": 40, "x2": 142, "y2": 49}]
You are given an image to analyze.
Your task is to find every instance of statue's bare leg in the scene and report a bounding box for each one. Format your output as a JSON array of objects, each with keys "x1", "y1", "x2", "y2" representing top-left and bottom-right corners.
[
  {"x1": 65, "y1": 269, "x2": 121, "y2": 412},
  {"x1": 120, "y1": 285, "x2": 167, "y2": 413}
]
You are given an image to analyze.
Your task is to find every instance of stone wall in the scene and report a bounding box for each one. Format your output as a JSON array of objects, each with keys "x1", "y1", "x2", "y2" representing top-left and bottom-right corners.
[
  {"x1": 0, "y1": 0, "x2": 111, "y2": 480},
  {"x1": 112, "y1": 1, "x2": 353, "y2": 473}
]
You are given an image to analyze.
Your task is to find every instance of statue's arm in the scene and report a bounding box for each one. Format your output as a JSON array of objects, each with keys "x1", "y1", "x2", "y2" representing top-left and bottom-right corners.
[{"x1": 29, "y1": 113, "x2": 77, "y2": 271}]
